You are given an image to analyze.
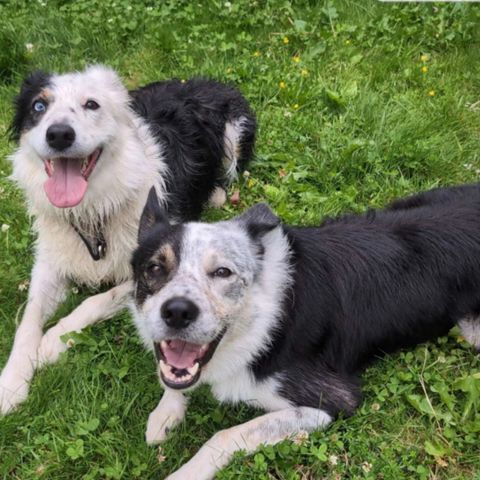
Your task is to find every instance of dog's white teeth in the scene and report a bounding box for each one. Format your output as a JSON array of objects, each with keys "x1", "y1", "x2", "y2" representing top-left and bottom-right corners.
[
  {"x1": 159, "y1": 359, "x2": 169, "y2": 375},
  {"x1": 188, "y1": 363, "x2": 199, "y2": 376},
  {"x1": 160, "y1": 340, "x2": 168, "y2": 351},
  {"x1": 200, "y1": 344, "x2": 209, "y2": 354}
]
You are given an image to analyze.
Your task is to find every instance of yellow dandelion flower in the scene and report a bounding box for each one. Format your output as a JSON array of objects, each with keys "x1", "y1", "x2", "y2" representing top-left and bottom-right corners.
[
  {"x1": 292, "y1": 55, "x2": 301, "y2": 63},
  {"x1": 293, "y1": 103, "x2": 299, "y2": 109},
  {"x1": 421, "y1": 66, "x2": 428, "y2": 73},
  {"x1": 428, "y1": 90, "x2": 436, "y2": 97},
  {"x1": 283, "y1": 36, "x2": 289, "y2": 45},
  {"x1": 253, "y1": 51, "x2": 261, "y2": 57},
  {"x1": 247, "y1": 178, "x2": 255, "y2": 188},
  {"x1": 345, "y1": 39, "x2": 351, "y2": 45},
  {"x1": 300, "y1": 68, "x2": 309, "y2": 77},
  {"x1": 279, "y1": 81, "x2": 286, "y2": 89},
  {"x1": 420, "y1": 53, "x2": 429, "y2": 62},
  {"x1": 226, "y1": 67, "x2": 232, "y2": 74}
]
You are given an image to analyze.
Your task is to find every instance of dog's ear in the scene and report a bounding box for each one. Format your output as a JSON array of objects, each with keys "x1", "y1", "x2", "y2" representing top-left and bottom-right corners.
[
  {"x1": 237, "y1": 203, "x2": 281, "y2": 239},
  {"x1": 138, "y1": 187, "x2": 169, "y2": 243}
]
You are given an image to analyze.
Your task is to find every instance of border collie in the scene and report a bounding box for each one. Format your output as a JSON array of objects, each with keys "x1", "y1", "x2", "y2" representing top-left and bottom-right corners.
[
  {"x1": 131, "y1": 184, "x2": 480, "y2": 480},
  {"x1": 0, "y1": 65, "x2": 255, "y2": 414}
]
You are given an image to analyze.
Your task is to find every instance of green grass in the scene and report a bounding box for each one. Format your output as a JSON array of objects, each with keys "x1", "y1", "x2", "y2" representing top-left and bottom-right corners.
[{"x1": 1, "y1": 0, "x2": 480, "y2": 478}]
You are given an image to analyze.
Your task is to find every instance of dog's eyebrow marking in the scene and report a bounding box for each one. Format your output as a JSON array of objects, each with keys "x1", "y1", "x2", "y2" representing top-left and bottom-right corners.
[
  {"x1": 39, "y1": 88, "x2": 53, "y2": 100},
  {"x1": 156, "y1": 243, "x2": 176, "y2": 271}
]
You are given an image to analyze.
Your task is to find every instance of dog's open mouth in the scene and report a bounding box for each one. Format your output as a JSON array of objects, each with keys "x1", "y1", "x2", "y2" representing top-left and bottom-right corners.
[
  {"x1": 154, "y1": 331, "x2": 225, "y2": 390},
  {"x1": 43, "y1": 148, "x2": 102, "y2": 208}
]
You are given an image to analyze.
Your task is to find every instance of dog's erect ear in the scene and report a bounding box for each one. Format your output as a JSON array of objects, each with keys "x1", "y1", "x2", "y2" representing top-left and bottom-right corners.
[
  {"x1": 236, "y1": 203, "x2": 281, "y2": 239},
  {"x1": 138, "y1": 187, "x2": 170, "y2": 243}
]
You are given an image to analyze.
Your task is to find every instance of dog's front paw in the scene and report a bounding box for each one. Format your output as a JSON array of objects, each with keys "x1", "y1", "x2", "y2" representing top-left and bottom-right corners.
[
  {"x1": 0, "y1": 369, "x2": 29, "y2": 414},
  {"x1": 146, "y1": 403, "x2": 185, "y2": 445},
  {"x1": 37, "y1": 327, "x2": 69, "y2": 366}
]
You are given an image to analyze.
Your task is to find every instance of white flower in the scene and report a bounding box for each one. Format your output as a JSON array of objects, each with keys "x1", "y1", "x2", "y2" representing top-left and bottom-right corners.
[
  {"x1": 18, "y1": 280, "x2": 30, "y2": 292},
  {"x1": 25, "y1": 43, "x2": 34, "y2": 53},
  {"x1": 1, "y1": 224, "x2": 10, "y2": 233},
  {"x1": 362, "y1": 462, "x2": 372, "y2": 473},
  {"x1": 329, "y1": 454, "x2": 338, "y2": 465},
  {"x1": 224, "y1": 1, "x2": 232, "y2": 8}
]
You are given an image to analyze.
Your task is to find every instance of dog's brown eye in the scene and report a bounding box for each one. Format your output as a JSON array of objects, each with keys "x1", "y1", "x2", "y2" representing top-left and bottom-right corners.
[
  {"x1": 146, "y1": 263, "x2": 163, "y2": 277},
  {"x1": 84, "y1": 99, "x2": 100, "y2": 110},
  {"x1": 212, "y1": 267, "x2": 232, "y2": 278}
]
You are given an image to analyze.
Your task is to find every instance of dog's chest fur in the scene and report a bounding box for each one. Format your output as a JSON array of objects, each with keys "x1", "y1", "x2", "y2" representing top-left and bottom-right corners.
[{"x1": 33, "y1": 205, "x2": 141, "y2": 285}]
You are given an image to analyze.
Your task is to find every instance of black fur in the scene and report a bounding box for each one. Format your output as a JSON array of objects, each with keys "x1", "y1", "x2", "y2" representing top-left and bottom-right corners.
[
  {"x1": 130, "y1": 78, "x2": 256, "y2": 220},
  {"x1": 9, "y1": 71, "x2": 51, "y2": 142},
  {"x1": 249, "y1": 184, "x2": 480, "y2": 417}
]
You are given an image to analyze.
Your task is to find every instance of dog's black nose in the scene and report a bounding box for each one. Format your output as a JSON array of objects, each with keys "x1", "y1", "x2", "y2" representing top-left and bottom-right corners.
[
  {"x1": 46, "y1": 124, "x2": 76, "y2": 151},
  {"x1": 161, "y1": 297, "x2": 199, "y2": 329}
]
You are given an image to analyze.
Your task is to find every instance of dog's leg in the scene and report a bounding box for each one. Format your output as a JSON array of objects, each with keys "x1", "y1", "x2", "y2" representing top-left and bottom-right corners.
[
  {"x1": 0, "y1": 260, "x2": 67, "y2": 414},
  {"x1": 165, "y1": 406, "x2": 332, "y2": 480},
  {"x1": 37, "y1": 281, "x2": 133, "y2": 365},
  {"x1": 146, "y1": 388, "x2": 187, "y2": 444},
  {"x1": 459, "y1": 316, "x2": 480, "y2": 352}
]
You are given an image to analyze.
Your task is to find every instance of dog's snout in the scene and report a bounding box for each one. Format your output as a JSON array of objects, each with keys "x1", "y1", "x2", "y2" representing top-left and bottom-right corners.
[
  {"x1": 161, "y1": 297, "x2": 199, "y2": 329},
  {"x1": 46, "y1": 123, "x2": 76, "y2": 151}
]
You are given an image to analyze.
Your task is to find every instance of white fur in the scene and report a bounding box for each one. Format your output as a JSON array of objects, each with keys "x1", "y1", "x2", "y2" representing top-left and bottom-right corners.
[
  {"x1": 146, "y1": 388, "x2": 188, "y2": 444},
  {"x1": 223, "y1": 117, "x2": 248, "y2": 181},
  {"x1": 208, "y1": 186, "x2": 227, "y2": 208},
  {"x1": 459, "y1": 316, "x2": 480, "y2": 350},
  {"x1": 0, "y1": 65, "x2": 168, "y2": 413}
]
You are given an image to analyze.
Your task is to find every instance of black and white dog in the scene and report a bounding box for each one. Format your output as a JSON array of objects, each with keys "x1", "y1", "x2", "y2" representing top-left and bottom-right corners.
[
  {"x1": 131, "y1": 184, "x2": 480, "y2": 480},
  {"x1": 0, "y1": 65, "x2": 255, "y2": 413}
]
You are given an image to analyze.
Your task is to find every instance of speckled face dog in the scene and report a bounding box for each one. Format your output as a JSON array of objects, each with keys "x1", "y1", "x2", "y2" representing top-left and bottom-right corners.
[
  {"x1": 131, "y1": 185, "x2": 480, "y2": 480},
  {"x1": 132, "y1": 189, "x2": 274, "y2": 392}
]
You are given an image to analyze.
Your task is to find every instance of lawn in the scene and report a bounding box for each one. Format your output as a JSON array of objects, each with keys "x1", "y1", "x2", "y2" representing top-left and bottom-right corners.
[{"x1": 1, "y1": 0, "x2": 480, "y2": 478}]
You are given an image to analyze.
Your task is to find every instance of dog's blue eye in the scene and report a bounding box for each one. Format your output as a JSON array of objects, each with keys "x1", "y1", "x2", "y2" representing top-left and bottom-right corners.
[
  {"x1": 84, "y1": 99, "x2": 100, "y2": 110},
  {"x1": 32, "y1": 100, "x2": 46, "y2": 113},
  {"x1": 212, "y1": 267, "x2": 232, "y2": 278}
]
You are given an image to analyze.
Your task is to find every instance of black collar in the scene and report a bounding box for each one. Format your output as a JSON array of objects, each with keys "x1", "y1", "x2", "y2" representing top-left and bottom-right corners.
[{"x1": 70, "y1": 220, "x2": 107, "y2": 261}]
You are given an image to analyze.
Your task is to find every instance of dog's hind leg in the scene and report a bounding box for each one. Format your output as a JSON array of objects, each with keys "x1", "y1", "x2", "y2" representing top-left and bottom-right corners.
[
  {"x1": 0, "y1": 259, "x2": 67, "y2": 414},
  {"x1": 165, "y1": 407, "x2": 332, "y2": 480},
  {"x1": 37, "y1": 281, "x2": 133, "y2": 366},
  {"x1": 208, "y1": 116, "x2": 255, "y2": 209},
  {"x1": 459, "y1": 316, "x2": 480, "y2": 352}
]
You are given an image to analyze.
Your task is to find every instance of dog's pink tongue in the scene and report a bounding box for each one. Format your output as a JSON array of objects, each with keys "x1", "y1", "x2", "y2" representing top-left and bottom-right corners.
[
  {"x1": 163, "y1": 340, "x2": 202, "y2": 369},
  {"x1": 44, "y1": 158, "x2": 87, "y2": 208}
]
